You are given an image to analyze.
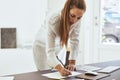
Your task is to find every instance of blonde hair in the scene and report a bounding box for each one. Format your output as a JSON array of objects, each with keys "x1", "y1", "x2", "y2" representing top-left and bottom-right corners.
[{"x1": 59, "y1": 0, "x2": 86, "y2": 47}]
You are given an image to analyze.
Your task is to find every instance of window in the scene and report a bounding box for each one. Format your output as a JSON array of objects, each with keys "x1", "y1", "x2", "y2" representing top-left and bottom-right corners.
[{"x1": 101, "y1": 0, "x2": 120, "y2": 43}]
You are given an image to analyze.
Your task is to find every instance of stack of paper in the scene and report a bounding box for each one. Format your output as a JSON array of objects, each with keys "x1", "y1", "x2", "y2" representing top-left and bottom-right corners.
[{"x1": 42, "y1": 71, "x2": 81, "y2": 79}]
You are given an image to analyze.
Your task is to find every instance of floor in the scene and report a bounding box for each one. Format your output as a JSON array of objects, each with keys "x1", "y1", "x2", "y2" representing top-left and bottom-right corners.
[{"x1": 0, "y1": 49, "x2": 37, "y2": 76}]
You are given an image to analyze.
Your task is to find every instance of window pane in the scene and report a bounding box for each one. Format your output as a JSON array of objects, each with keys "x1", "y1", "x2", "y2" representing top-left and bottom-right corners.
[{"x1": 101, "y1": 0, "x2": 120, "y2": 43}]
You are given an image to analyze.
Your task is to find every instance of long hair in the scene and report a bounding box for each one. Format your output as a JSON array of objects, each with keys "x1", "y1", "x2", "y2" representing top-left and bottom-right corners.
[{"x1": 59, "y1": 0, "x2": 86, "y2": 48}]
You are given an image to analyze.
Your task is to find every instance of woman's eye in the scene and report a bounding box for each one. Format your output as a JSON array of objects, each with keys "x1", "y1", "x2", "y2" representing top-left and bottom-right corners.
[
  {"x1": 77, "y1": 17, "x2": 81, "y2": 20},
  {"x1": 77, "y1": 18, "x2": 80, "y2": 20},
  {"x1": 77, "y1": 16, "x2": 82, "y2": 20}
]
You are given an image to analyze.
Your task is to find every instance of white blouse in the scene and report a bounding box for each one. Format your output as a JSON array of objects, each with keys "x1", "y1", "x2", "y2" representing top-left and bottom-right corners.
[{"x1": 46, "y1": 12, "x2": 81, "y2": 68}]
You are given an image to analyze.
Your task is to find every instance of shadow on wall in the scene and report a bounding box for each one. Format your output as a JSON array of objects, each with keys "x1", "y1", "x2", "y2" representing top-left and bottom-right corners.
[{"x1": 0, "y1": 28, "x2": 16, "y2": 49}]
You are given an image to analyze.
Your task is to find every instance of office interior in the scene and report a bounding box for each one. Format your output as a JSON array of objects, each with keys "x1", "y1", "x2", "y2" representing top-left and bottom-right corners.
[{"x1": 0, "y1": 0, "x2": 120, "y2": 76}]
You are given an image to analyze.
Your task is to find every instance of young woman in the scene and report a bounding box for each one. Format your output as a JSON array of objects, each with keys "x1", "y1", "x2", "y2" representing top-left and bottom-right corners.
[
  {"x1": 46, "y1": 0, "x2": 86, "y2": 76},
  {"x1": 33, "y1": 0, "x2": 86, "y2": 76}
]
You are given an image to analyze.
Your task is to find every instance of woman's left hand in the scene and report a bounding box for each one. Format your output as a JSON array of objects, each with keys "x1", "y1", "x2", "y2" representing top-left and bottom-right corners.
[
  {"x1": 65, "y1": 64, "x2": 76, "y2": 71},
  {"x1": 65, "y1": 60, "x2": 76, "y2": 71}
]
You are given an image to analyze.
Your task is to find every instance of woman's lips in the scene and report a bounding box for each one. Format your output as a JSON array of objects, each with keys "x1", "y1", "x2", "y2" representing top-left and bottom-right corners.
[{"x1": 70, "y1": 22, "x2": 74, "y2": 25}]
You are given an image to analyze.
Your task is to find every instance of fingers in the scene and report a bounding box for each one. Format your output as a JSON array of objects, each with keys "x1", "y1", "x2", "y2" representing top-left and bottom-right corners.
[
  {"x1": 55, "y1": 64, "x2": 72, "y2": 76},
  {"x1": 65, "y1": 65, "x2": 76, "y2": 71},
  {"x1": 60, "y1": 68, "x2": 71, "y2": 76},
  {"x1": 68, "y1": 66, "x2": 74, "y2": 71}
]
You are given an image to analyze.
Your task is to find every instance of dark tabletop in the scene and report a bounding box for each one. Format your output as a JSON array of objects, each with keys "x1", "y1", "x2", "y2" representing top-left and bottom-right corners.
[{"x1": 13, "y1": 60, "x2": 120, "y2": 80}]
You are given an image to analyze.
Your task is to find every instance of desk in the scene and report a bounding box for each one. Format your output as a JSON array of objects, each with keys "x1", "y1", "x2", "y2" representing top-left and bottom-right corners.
[{"x1": 14, "y1": 60, "x2": 120, "y2": 80}]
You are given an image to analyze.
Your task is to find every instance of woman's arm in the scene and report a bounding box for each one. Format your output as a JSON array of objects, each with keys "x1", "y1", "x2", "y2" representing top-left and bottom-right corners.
[
  {"x1": 46, "y1": 19, "x2": 72, "y2": 76},
  {"x1": 67, "y1": 22, "x2": 80, "y2": 71},
  {"x1": 46, "y1": 21, "x2": 62, "y2": 68},
  {"x1": 69, "y1": 24, "x2": 80, "y2": 61}
]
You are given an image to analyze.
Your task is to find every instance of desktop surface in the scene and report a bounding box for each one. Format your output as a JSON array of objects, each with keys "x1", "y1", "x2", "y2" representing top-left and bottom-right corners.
[{"x1": 14, "y1": 60, "x2": 120, "y2": 80}]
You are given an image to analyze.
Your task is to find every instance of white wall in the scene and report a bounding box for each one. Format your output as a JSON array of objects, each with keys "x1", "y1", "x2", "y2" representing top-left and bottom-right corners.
[
  {"x1": 75, "y1": 0, "x2": 98, "y2": 64},
  {"x1": 47, "y1": 0, "x2": 65, "y2": 13},
  {"x1": 0, "y1": 29, "x2": 1, "y2": 48},
  {"x1": 83, "y1": 0, "x2": 95, "y2": 64},
  {"x1": 0, "y1": 0, "x2": 47, "y2": 48},
  {"x1": 0, "y1": 0, "x2": 66, "y2": 48}
]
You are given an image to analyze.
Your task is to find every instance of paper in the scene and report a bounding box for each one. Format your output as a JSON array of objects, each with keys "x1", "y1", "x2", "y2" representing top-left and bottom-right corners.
[
  {"x1": 42, "y1": 71, "x2": 81, "y2": 79},
  {"x1": 0, "y1": 76, "x2": 14, "y2": 80},
  {"x1": 77, "y1": 65, "x2": 101, "y2": 71}
]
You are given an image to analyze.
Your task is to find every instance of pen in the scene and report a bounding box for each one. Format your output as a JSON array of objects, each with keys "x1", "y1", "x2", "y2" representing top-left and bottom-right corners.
[{"x1": 56, "y1": 56, "x2": 65, "y2": 67}]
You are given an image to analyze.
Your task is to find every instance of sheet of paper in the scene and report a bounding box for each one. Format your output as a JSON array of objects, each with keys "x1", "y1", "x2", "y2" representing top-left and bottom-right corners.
[
  {"x1": 0, "y1": 76, "x2": 14, "y2": 80},
  {"x1": 42, "y1": 71, "x2": 81, "y2": 79}
]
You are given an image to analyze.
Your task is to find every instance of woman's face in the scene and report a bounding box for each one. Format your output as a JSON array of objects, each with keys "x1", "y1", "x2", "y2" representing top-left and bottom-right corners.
[{"x1": 69, "y1": 7, "x2": 84, "y2": 25}]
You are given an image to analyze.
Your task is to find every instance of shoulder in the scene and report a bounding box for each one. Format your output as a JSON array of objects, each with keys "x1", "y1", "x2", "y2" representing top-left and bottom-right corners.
[
  {"x1": 47, "y1": 11, "x2": 61, "y2": 25},
  {"x1": 46, "y1": 11, "x2": 61, "y2": 36}
]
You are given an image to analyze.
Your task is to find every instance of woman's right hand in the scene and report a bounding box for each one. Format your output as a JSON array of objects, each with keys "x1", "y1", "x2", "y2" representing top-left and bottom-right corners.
[
  {"x1": 59, "y1": 67, "x2": 72, "y2": 76},
  {"x1": 55, "y1": 64, "x2": 71, "y2": 76}
]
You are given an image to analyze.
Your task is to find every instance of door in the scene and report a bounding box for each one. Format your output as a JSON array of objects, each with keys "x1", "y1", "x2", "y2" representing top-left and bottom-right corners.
[{"x1": 93, "y1": 0, "x2": 120, "y2": 62}]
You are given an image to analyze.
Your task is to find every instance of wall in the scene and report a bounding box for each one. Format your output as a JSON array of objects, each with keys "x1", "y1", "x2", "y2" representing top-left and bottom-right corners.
[
  {"x1": 0, "y1": 0, "x2": 47, "y2": 48},
  {"x1": 0, "y1": 29, "x2": 1, "y2": 48},
  {"x1": 47, "y1": 0, "x2": 65, "y2": 13}
]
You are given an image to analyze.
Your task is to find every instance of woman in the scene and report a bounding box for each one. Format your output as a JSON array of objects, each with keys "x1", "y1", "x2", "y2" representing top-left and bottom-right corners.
[
  {"x1": 33, "y1": 0, "x2": 86, "y2": 76},
  {"x1": 46, "y1": 0, "x2": 86, "y2": 76}
]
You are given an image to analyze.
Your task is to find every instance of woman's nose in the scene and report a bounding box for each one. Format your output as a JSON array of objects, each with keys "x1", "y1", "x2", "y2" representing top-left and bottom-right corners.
[{"x1": 73, "y1": 18, "x2": 78, "y2": 23}]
